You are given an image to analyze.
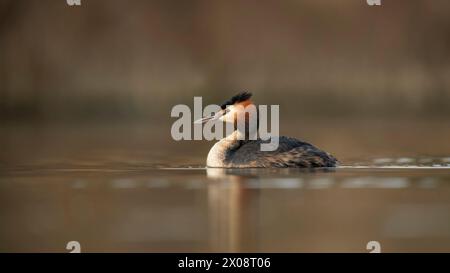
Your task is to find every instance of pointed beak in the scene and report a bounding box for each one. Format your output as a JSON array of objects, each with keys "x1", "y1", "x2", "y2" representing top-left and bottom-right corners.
[
  {"x1": 194, "y1": 110, "x2": 223, "y2": 124},
  {"x1": 194, "y1": 115, "x2": 214, "y2": 124}
]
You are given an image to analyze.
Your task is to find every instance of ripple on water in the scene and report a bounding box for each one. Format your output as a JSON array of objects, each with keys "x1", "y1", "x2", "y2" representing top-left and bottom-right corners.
[{"x1": 354, "y1": 157, "x2": 450, "y2": 169}]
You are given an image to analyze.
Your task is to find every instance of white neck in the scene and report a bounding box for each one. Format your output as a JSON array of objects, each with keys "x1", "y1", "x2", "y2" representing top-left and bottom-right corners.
[
  {"x1": 206, "y1": 109, "x2": 258, "y2": 167},
  {"x1": 207, "y1": 131, "x2": 250, "y2": 167}
]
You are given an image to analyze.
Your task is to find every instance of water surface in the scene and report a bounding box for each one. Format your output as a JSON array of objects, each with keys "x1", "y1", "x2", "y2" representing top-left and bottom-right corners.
[{"x1": 1, "y1": 119, "x2": 450, "y2": 252}]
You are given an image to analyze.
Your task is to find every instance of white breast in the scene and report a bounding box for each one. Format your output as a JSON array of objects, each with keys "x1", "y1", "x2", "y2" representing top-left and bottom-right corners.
[{"x1": 206, "y1": 141, "x2": 227, "y2": 167}]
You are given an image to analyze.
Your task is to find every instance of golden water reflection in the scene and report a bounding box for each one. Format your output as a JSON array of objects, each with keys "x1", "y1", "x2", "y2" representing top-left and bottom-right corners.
[{"x1": 1, "y1": 166, "x2": 450, "y2": 252}]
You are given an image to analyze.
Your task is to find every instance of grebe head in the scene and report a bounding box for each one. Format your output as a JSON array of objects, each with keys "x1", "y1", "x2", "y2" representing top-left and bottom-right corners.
[{"x1": 194, "y1": 92, "x2": 258, "y2": 140}]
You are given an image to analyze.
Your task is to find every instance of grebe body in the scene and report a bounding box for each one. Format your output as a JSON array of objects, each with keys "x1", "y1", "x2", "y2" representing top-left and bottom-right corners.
[{"x1": 207, "y1": 136, "x2": 337, "y2": 168}]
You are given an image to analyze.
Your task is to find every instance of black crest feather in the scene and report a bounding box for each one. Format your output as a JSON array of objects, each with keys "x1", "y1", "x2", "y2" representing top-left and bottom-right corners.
[{"x1": 220, "y1": 92, "x2": 253, "y2": 109}]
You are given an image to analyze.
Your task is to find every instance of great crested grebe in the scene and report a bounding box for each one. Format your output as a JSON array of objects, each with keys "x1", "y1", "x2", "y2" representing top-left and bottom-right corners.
[{"x1": 195, "y1": 92, "x2": 338, "y2": 168}]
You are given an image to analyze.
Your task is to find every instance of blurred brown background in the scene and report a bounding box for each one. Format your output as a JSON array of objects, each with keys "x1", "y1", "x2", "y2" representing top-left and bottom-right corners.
[
  {"x1": 3, "y1": 1, "x2": 450, "y2": 254},
  {"x1": 1, "y1": 0, "x2": 450, "y2": 168},
  {"x1": 1, "y1": 0, "x2": 450, "y2": 121}
]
